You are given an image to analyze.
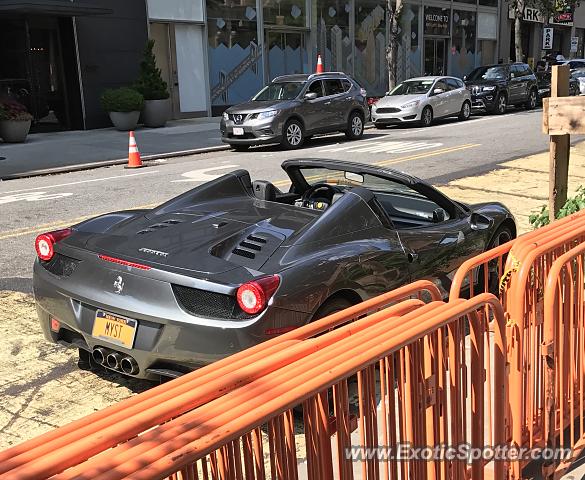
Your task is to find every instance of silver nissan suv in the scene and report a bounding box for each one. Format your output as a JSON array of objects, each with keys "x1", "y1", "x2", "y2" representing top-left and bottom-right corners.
[{"x1": 220, "y1": 72, "x2": 368, "y2": 150}]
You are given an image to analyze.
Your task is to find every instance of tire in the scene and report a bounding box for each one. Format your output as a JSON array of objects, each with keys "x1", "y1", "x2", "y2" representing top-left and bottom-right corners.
[
  {"x1": 493, "y1": 93, "x2": 507, "y2": 115},
  {"x1": 478, "y1": 225, "x2": 514, "y2": 296},
  {"x1": 312, "y1": 297, "x2": 354, "y2": 320},
  {"x1": 281, "y1": 119, "x2": 304, "y2": 150},
  {"x1": 525, "y1": 89, "x2": 537, "y2": 110},
  {"x1": 420, "y1": 106, "x2": 433, "y2": 127},
  {"x1": 345, "y1": 111, "x2": 365, "y2": 140},
  {"x1": 458, "y1": 101, "x2": 471, "y2": 121},
  {"x1": 231, "y1": 144, "x2": 249, "y2": 152}
]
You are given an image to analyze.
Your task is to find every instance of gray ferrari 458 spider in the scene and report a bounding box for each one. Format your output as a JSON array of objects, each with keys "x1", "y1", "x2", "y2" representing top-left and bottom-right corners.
[{"x1": 33, "y1": 159, "x2": 516, "y2": 380}]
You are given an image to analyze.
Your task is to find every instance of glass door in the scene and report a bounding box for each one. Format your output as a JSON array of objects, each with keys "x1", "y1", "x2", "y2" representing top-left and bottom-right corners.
[
  {"x1": 424, "y1": 38, "x2": 448, "y2": 76},
  {"x1": 265, "y1": 30, "x2": 307, "y2": 81}
]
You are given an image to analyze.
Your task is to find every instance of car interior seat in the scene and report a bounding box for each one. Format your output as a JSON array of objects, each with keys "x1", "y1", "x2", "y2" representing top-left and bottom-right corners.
[{"x1": 252, "y1": 180, "x2": 278, "y2": 201}]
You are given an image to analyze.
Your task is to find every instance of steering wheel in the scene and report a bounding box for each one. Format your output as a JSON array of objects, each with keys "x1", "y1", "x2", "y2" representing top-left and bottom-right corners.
[{"x1": 301, "y1": 183, "x2": 336, "y2": 210}]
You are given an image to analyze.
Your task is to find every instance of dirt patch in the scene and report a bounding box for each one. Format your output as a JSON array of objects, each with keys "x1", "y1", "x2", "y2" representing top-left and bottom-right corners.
[{"x1": 0, "y1": 291, "x2": 150, "y2": 449}]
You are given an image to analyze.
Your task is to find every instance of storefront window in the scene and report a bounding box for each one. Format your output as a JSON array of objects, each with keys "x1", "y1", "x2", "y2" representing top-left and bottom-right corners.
[
  {"x1": 397, "y1": 3, "x2": 421, "y2": 82},
  {"x1": 263, "y1": 0, "x2": 306, "y2": 27},
  {"x1": 479, "y1": 0, "x2": 497, "y2": 7},
  {"x1": 315, "y1": 0, "x2": 351, "y2": 72},
  {"x1": 450, "y1": 10, "x2": 477, "y2": 78},
  {"x1": 207, "y1": 0, "x2": 263, "y2": 106},
  {"x1": 354, "y1": 0, "x2": 387, "y2": 96}
]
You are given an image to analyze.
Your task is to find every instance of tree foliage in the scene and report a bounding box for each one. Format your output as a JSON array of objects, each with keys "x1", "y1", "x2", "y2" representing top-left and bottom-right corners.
[
  {"x1": 134, "y1": 39, "x2": 170, "y2": 101},
  {"x1": 385, "y1": 0, "x2": 403, "y2": 90}
]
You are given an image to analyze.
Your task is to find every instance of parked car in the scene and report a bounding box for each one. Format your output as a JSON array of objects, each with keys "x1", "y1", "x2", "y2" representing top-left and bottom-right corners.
[
  {"x1": 536, "y1": 70, "x2": 580, "y2": 99},
  {"x1": 464, "y1": 63, "x2": 538, "y2": 114},
  {"x1": 561, "y1": 59, "x2": 585, "y2": 71},
  {"x1": 571, "y1": 69, "x2": 585, "y2": 95},
  {"x1": 371, "y1": 76, "x2": 471, "y2": 128},
  {"x1": 33, "y1": 159, "x2": 516, "y2": 381},
  {"x1": 220, "y1": 72, "x2": 368, "y2": 151}
]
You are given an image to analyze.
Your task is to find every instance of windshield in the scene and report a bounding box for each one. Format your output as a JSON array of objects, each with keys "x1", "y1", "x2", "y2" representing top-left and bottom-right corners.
[
  {"x1": 297, "y1": 167, "x2": 426, "y2": 197},
  {"x1": 467, "y1": 66, "x2": 507, "y2": 81},
  {"x1": 388, "y1": 80, "x2": 434, "y2": 96},
  {"x1": 253, "y1": 82, "x2": 305, "y2": 101},
  {"x1": 572, "y1": 70, "x2": 585, "y2": 78}
]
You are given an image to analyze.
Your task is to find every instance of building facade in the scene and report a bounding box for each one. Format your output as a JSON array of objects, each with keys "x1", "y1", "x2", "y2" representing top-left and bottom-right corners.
[
  {"x1": 499, "y1": 3, "x2": 585, "y2": 65},
  {"x1": 0, "y1": 0, "x2": 148, "y2": 131}
]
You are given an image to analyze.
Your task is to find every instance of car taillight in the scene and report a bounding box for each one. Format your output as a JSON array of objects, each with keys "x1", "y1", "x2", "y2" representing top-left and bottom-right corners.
[
  {"x1": 35, "y1": 228, "x2": 72, "y2": 261},
  {"x1": 236, "y1": 275, "x2": 280, "y2": 315}
]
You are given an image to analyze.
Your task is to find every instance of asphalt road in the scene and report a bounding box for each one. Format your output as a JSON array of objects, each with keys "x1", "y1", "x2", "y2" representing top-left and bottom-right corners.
[{"x1": 0, "y1": 108, "x2": 565, "y2": 293}]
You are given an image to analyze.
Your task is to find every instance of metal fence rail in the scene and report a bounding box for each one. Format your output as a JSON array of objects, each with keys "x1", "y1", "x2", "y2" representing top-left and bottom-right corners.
[{"x1": 0, "y1": 282, "x2": 440, "y2": 480}]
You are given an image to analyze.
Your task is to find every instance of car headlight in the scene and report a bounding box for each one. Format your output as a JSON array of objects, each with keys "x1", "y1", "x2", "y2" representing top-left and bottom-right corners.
[
  {"x1": 257, "y1": 110, "x2": 278, "y2": 120},
  {"x1": 482, "y1": 86, "x2": 496, "y2": 92},
  {"x1": 400, "y1": 100, "x2": 420, "y2": 109},
  {"x1": 222, "y1": 112, "x2": 229, "y2": 121}
]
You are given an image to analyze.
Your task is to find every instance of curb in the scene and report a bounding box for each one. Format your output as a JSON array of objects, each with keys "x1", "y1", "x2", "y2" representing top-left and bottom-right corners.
[
  {"x1": 1, "y1": 123, "x2": 376, "y2": 181},
  {"x1": 0, "y1": 144, "x2": 231, "y2": 181}
]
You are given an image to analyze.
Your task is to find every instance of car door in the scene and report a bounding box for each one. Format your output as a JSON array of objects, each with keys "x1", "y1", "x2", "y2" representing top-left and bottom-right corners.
[
  {"x1": 445, "y1": 78, "x2": 464, "y2": 115},
  {"x1": 427, "y1": 79, "x2": 450, "y2": 118},
  {"x1": 322, "y1": 79, "x2": 347, "y2": 128},
  {"x1": 300, "y1": 80, "x2": 329, "y2": 133},
  {"x1": 509, "y1": 65, "x2": 524, "y2": 103}
]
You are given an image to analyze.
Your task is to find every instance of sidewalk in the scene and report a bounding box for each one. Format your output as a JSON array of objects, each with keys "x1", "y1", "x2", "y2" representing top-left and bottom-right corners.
[
  {"x1": 437, "y1": 140, "x2": 585, "y2": 234},
  {"x1": 0, "y1": 117, "x2": 225, "y2": 180}
]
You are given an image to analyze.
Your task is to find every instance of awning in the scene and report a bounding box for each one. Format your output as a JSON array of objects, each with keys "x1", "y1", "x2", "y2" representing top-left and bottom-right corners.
[{"x1": 0, "y1": 1, "x2": 111, "y2": 16}]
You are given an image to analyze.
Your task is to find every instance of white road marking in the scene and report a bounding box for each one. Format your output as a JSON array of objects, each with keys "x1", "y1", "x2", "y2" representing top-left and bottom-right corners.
[
  {"x1": 173, "y1": 164, "x2": 240, "y2": 183},
  {"x1": 0, "y1": 191, "x2": 74, "y2": 205},
  {"x1": 0, "y1": 170, "x2": 159, "y2": 195},
  {"x1": 318, "y1": 141, "x2": 443, "y2": 154}
]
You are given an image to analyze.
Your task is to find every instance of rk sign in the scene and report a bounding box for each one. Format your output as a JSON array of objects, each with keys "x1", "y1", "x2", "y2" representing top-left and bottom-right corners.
[{"x1": 543, "y1": 27, "x2": 554, "y2": 50}]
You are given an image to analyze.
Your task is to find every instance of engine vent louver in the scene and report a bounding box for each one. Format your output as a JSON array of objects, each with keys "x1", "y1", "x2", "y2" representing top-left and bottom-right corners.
[
  {"x1": 136, "y1": 219, "x2": 183, "y2": 235},
  {"x1": 231, "y1": 234, "x2": 270, "y2": 259}
]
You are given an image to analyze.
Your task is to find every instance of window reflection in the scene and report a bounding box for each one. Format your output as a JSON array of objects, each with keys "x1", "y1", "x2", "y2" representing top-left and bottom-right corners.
[{"x1": 354, "y1": 0, "x2": 386, "y2": 96}]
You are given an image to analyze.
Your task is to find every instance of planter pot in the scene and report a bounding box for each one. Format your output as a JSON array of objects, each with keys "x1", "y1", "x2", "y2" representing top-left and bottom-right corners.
[
  {"x1": 0, "y1": 119, "x2": 32, "y2": 143},
  {"x1": 108, "y1": 111, "x2": 140, "y2": 131},
  {"x1": 143, "y1": 99, "x2": 170, "y2": 128}
]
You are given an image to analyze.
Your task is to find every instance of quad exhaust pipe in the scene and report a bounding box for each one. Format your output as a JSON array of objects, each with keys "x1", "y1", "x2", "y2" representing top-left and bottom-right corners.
[
  {"x1": 92, "y1": 347, "x2": 139, "y2": 375},
  {"x1": 120, "y1": 356, "x2": 139, "y2": 375},
  {"x1": 92, "y1": 347, "x2": 107, "y2": 365}
]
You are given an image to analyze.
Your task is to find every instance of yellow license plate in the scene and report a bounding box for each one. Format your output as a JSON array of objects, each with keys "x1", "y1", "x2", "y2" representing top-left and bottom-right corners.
[{"x1": 92, "y1": 310, "x2": 137, "y2": 349}]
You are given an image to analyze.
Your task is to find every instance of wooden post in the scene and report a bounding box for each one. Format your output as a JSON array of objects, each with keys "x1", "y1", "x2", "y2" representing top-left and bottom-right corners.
[{"x1": 549, "y1": 65, "x2": 571, "y2": 222}]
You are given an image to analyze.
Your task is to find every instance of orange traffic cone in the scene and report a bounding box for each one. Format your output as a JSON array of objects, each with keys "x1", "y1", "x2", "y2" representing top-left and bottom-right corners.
[
  {"x1": 315, "y1": 54, "x2": 324, "y2": 74},
  {"x1": 125, "y1": 131, "x2": 143, "y2": 169}
]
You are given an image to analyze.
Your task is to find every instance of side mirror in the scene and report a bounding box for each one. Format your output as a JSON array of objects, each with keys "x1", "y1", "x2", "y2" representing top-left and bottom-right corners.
[
  {"x1": 432, "y1": 208, "x2": 447, "y2": 223},
  {"x1": 463, "y1": 75, "x2": 467, "y2": 81},
  {"x1": 304, "y1": 92, "x2": 318, "y2": 100},
  {"x1": 470, "y1": 212, "x2": 494, "y2": 231},
  {"x1": 433, "y1": 88, "x2": 444, "y2": 95},
  {"x1": 510, "y1": 72, "x2": 516, "y2": 79}
]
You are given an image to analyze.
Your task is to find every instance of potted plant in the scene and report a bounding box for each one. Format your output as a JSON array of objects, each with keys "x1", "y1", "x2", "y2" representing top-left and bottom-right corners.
[
  {"x1": 0, "y1": 99, "x2": 33, "y2": 143},
  {"x1": 100, "y1": 87, "x2": 144, "y2": 131},
  {"x1": 134, "y1": 39, "x2": 171, "y2": 128}
]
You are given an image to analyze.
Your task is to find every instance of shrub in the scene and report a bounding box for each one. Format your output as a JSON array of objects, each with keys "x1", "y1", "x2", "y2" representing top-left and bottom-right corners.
[
  {"x1": 100, "y1": 87, "x2": 144, "y2": 113},
  {"x1": 529, "y1": 186, "x2": 585, "y2": 229},
  {"x1": 0, "y1": 99, "x2": 33, "y2": 121},
  {"x1": 134, "y1": 40, "x2": 170, "y2": 101}
]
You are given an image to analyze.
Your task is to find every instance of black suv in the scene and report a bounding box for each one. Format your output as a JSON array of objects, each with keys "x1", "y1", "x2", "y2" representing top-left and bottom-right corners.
[
  {"x1": 464, "y1": 63, "x2": 538, "y2": 114},
  {"x1": 220, "y1": 72, "x2": 369, "y2": 150}
]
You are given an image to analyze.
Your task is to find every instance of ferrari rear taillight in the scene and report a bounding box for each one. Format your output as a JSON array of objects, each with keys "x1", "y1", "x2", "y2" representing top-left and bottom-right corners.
[
  {"x1": 35, "y1": 228, "x2": 72, "y2": 261},
  {"x1": 236, "y1": 275, "x2": 280, "y2": 315}
]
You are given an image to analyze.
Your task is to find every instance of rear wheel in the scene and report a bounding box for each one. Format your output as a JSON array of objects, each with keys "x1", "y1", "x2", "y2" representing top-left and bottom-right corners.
[
  {"x1": 281, "y1": 119, "x2": 304, "y2": 150},
  {"x1": 525, "y1": 89, "x2": 537, "y2": 110},
  {"x1": 345, "y1": 111, "x2": 364, "y2": 140},
  {"x1": 313, "y1": 297, "x2": 354, "y2": 320},
  {"x1": 459, "y1": 101, "x2": 471, "y2": 121},
  {"x1": 420, "y1": 106, "x2": 433, "y2": 127}
]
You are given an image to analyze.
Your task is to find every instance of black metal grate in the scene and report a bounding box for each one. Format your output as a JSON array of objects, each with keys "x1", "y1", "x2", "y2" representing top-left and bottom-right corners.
[
  {"x1": 172, "y1": 285, "x2": 253, "y2": 320},
  {"x1": 376, "y1": 107, "x2": 401, "y2": 114},
  {"x1": 41, "y1": 254, "x2": 80, "y2": 277}
]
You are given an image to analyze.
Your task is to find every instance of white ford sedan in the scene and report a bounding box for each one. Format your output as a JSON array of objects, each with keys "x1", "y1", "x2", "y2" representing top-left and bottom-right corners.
[{"x1": 371, "y1": 76, "x2": 472, "y2": 128}]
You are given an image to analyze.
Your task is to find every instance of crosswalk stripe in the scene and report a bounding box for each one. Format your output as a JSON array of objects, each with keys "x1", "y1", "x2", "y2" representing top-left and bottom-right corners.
[{"x1": 318, "y1": 140, "x2": 444, "y2": 154}]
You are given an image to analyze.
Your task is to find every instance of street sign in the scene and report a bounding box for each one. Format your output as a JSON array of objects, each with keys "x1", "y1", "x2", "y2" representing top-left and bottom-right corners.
[
  {"x1": 543, "y1": 27, "x2": 554, "y2": 50},
  {"x1": 571, "y1": 36, "x2": 579, "y2": 52}
]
